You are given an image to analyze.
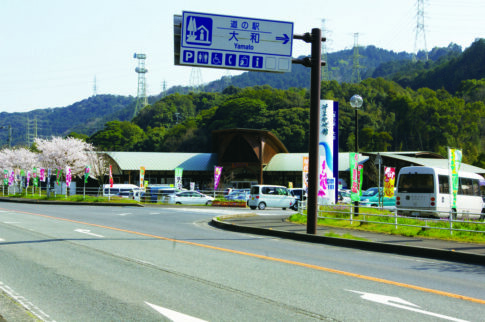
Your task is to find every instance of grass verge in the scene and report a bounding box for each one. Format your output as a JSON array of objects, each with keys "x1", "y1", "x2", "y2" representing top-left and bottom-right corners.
[{"x1": 289, "y1": 206, "x2": 485, "y2": 244}]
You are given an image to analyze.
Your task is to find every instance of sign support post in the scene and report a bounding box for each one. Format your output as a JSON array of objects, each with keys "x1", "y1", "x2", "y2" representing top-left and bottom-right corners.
[{"x1": 294, "y1": 29, "x2": 324, "y2": 234}]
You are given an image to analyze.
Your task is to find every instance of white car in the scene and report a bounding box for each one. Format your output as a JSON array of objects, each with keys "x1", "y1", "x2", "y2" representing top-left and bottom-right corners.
[{"x1": 162, "y1": 191, "x2": 214, "y2": 205}]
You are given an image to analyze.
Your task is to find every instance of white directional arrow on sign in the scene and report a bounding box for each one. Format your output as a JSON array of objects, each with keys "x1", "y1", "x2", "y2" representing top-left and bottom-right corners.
[
  {"x1": 145, "y1": 302, "x2": 207, "y2": 322},
  {"x1": 347, "y1": 290, "x2": 468, "y2": 322},
  {"x1": 74, "y1": 229, "x2": 104, "y2": 238}
]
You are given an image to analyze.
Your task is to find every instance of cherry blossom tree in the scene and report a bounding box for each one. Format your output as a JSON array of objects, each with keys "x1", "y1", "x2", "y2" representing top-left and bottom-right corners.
[
  {"x1": 35, "y1": 137, "x2": 103, "y2": 179},
  {"x1": 0, "y1": 147, "x2": 38, "y2": 170}
]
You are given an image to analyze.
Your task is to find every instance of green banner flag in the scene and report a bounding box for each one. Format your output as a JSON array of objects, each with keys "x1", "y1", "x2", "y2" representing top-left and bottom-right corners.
[
  {"x1": 33, "y1": 167, "x2": 38, "y2": 187},
  {"x1": 84, "y1": 166, "x2": 90, "y2": 183},
  {"x1": 448, "y1": 148, "x2": 462, "y2": 208},
  {"x1": 175, "y1": 167, "x2": 183, "y2": 190}
]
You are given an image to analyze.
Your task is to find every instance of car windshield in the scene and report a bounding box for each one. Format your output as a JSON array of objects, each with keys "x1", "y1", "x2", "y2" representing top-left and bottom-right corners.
[{"x1": 362, "y1": 188, "x2": 378, "y2": 197}]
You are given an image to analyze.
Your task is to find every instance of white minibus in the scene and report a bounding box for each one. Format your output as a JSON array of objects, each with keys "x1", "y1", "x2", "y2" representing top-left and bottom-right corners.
[
  {"x1": 396, "y1": 166, "x2": 484, "y2": 219},
  {"x1": 102, "y1": 184, "x2": 142, "y2": 201}
]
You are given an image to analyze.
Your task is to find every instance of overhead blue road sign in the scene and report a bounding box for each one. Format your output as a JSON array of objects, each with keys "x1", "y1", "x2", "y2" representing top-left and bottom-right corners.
[{"x1": 179, "y1": 11, "x2": 294, "y2": 73}]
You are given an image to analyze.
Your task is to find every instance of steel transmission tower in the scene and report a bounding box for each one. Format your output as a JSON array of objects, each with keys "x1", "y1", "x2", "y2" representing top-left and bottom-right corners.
[
  {"x1": 93, "y1": 76, "x2": 97, "y2": 96},
  {"x1": 321, "y1": 19, "x2": 330, "y2": 81},
  {"x1": 189, "y1": 67, "x2": 203, "y2": 93},
  {"x1": 414, "y1": 0, "x2": 428, "y2": 61},
  {"x1": 351, "y1": 33, "x2": 362, "y2": 83},
  {"x1": 133, "y1": 53, "x2": 148, "y2": 117}
]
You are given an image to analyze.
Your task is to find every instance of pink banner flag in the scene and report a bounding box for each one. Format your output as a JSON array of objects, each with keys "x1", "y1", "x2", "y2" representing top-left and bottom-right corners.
[{"x1": 214, "y1": 166, "x2": 223, "y2": 190}]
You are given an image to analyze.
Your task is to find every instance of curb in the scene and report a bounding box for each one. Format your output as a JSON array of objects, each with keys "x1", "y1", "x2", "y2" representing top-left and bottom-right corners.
[{"x1": 210, "y1": 216, "x2": 485, "y2": 266}]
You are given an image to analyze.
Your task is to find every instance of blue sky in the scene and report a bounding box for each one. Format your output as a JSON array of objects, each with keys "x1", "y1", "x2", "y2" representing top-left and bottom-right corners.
[{"x1": 0, "y1": 0, "x2": 484, "y2": 113}]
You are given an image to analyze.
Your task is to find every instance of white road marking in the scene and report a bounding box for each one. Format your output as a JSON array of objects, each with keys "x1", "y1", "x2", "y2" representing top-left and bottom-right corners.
[
  {"x1": 117, "y1": 213, "x2": 132, "y2": 216},
  {"x1": 74, "y1": 229, "x2": 104, "y2": 238},
  {"x1": 348, "y1": 290, "x2": 469, "y2": 322},
  {"x1": 0, "y1": 281, "x2": 53, "y2": 322},
  {"x1": 145, "y1": 302, "x2": 207, "y2": 322}
]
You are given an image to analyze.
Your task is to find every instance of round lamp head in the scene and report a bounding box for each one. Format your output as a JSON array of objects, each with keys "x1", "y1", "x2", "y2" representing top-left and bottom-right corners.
[{"x1": 350, "y1": 95, "x2": 363, "y2": 109}]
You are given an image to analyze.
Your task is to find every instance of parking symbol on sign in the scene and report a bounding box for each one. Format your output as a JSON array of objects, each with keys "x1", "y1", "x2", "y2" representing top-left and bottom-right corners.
[{"x1": 183, "y1": 50, "x2": 195, "y2": 63}]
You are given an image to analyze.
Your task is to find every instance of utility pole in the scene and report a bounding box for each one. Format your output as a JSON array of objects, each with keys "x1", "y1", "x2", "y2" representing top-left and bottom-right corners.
[
  {"x1": 293, "y1": 29, "x2": 325, "y2": 234},
  {"x1": 321, "y1": 19, "x2": 331, "y2": 81}
]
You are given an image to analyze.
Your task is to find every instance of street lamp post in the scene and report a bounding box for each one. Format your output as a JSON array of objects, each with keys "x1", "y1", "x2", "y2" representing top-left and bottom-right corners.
[{"x1": 350, "y1": 95, "x2": 363, "y2": 214}]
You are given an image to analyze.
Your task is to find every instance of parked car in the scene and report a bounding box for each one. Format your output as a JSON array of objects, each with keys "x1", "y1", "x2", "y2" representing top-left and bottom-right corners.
[
  {"x1": 338, "y1": 190, "x2": 352, "y2": 204},
  {"x1": 360, "y1": 187, "x2": 396, "y2": 208},
  {"x1": 161, "y1": 191, "x2": 214, "y2": 205},
  {"x1": 225, "y1": 191, "x2": 250, "y2": 201},
  {"x1": 248, "y1": 185, "x2": 296, "y2": 210},
  {"x1": 288, "y1": 188, "x2": 306, "y2": 210}
]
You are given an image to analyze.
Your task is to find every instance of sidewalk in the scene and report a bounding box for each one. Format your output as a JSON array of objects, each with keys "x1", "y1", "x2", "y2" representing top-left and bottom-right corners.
[{"x1": 211, "y1": 214, "x2": 485, "y2": 266}]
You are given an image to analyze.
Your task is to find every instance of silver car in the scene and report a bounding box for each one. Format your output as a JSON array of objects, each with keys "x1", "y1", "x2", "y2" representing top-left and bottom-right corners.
[{"x1": 162, "y1": 191, "x2": 214, "y2": 205}]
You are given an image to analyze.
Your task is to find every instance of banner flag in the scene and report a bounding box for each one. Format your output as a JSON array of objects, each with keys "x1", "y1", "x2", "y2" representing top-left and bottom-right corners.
[
  {"x1": 350, "y1": 153, "x2": 363, "y2": 202},
  {"x1": 40, "y1": 168, "x2": 45, "y2": 182},
  {"x1": 384, "y1": 167, "x2": 396, "y2": 197},
  {"x1": 214, "y1": 166, "x2": 223, "y2": 190},
  {"x1": 33, "y1": 168, "x2": 38, "y2": 187},
  {"x1": 3, "y1": 169, "x2": 7, "y2": 185},
  {"x1": 9, "y1": 170, "x2": 14, "y2": 186},
  {"x1": 84, "y1": 166, "x2": 90, "y2": 183},
  {"x1": 175, "y1": 168, "x2": 183, "y2": 190},
  {"x1": 140, "y1": 166, "x2": 146, "y2": 188},
  {"x1": 302, "y1": 156, "x2": 309, "y2": 193},
  {"x1": 448, "y1": 148, "x2": 462, "y2": 208},
  {"x1": 109, "y1": 165, "x2": 113, "y2": 188},
  {"x1": 319, "y1": 100, "x2": 338, "y2": 204},
  {"x1": 66, "y1": 167, "x2": 72, "y2": 187}
]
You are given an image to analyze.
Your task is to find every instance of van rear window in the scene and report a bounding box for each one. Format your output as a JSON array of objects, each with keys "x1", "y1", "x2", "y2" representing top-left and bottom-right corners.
[{"x1": 398, "y1": 174, "x2": 434, "y2": 193}]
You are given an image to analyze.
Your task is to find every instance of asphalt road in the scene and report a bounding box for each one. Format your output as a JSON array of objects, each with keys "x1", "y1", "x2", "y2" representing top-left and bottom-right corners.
[{"x1": 0, "y1": 202, "x2": 484, "y2": 321}]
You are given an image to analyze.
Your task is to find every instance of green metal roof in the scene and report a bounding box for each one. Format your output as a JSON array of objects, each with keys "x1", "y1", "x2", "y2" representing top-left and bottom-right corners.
[
  {"x1": 377, "y1": 153, "x2": 485, "y2": 174},
  {"x1": 106, "y1": 152, "x2": 218, "y2": 171},
  {"x1": 263, "y1": 153, "x2": 369, "y2": 172},
  {"x1": 264, "y1": 152, "x2": 485, "y2": 175}
]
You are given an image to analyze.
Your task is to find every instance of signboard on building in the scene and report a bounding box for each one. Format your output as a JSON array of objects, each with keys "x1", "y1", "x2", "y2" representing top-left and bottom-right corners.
[{"x1": 175, "y1": 11, "x2": 294, "y2": 73}]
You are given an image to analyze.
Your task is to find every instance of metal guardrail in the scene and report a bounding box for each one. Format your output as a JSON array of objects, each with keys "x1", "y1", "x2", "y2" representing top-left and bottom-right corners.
[
  {"x1": 297, "y1": 201, "x2": 485, "y2": 235},
  {"x1": 1, "y1": 185, "x2": 233, "y2": 202}
]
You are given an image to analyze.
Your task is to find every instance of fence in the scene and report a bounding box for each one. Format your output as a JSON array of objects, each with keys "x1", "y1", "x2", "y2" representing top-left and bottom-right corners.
[
  {"x1": 297, "y1": 202, "x2": 485, "y2": 236},
  {"x1": 1, "y1": 184, "x2": 232, "y2": 203}
]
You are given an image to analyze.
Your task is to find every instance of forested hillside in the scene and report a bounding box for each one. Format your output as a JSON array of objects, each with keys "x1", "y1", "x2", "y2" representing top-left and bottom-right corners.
[
  {"x1": 0, "y1": 95, "x2": 135, "y2": 146},
  {"x1": 88, "y1": 81, "x2": 485, "y2": 168}
]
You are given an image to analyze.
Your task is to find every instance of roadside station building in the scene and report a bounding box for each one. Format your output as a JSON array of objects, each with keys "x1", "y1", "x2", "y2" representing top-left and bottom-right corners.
[{"x1": 102, "y1": 129, "x2": 485, "y2": 191}]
